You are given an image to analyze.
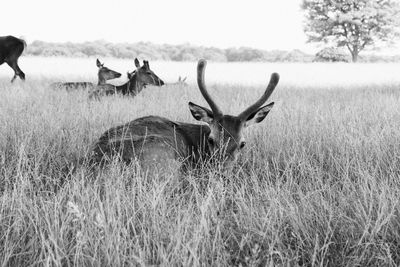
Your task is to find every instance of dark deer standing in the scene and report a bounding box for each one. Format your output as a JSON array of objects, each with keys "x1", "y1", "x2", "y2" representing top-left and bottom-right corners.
[
  {"x1": 90, "y1": 59, "x2": 279, "y2": 174},
  {"x1": 90, "y1": 58, "x2": 164, "y2": 98},
  {"x1": 0, "y1": 35, "x2": 26, "y2": 82},
  {"x1": 53, "y1": 59, "x2": 121, "y2": 90}
]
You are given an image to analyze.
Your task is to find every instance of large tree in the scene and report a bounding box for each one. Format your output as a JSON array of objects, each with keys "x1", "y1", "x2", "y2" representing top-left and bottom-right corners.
[{"x1": 302, "y1": 0, "x2": 400, "y2": 62}]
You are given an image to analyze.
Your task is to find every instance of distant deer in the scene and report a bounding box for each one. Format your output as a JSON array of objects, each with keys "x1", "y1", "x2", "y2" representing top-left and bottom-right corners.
[
  {"x1": 52, "y1": 59, "x2": 121, "y2": 90},
  {"x1": 0, "y1": 35, "x2": 26, "y2": 82},
  {"x1": 166, "y1": 76, "x2": 188, "y2": 87},
  {"x1": 89, "y1": 58, "x2": 164, "y2": 98},
  {"x1": 90, "y1": 59, "x2": 279, "y2": 174}
]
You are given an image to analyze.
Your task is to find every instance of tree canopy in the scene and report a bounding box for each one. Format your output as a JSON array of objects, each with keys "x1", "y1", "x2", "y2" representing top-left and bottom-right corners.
[{"x1": 302, "y1": 0, "x2": 400, "y2": 62}]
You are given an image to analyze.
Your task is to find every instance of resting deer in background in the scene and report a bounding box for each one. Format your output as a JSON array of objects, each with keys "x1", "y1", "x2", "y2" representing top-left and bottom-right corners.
[
  {"x1": 89, "y1": 58, "x2": 164, "y2": 98},
  {"x1": 166, "y1": 76, "x2": 188, "y2": 87},
  {"x1": 52, "y1": 59, "x2": 121, "y2": 90},
  {"x1": 90, "y1": 59, "x2": 280, "y2": 174}
]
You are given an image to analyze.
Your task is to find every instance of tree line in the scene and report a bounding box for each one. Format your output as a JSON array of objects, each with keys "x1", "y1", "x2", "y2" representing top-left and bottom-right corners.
[
  {"x1": 25, "y1": 40, "x2": 314, "y2": 62},
  {"x1": 25, "y1": 40, "x2": 400, "y2": 63}
]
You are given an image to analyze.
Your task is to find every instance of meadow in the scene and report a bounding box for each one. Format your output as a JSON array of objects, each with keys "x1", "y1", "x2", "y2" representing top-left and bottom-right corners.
[{"x1": 1, "y1": 57, "x2": 400, "y2": 266}]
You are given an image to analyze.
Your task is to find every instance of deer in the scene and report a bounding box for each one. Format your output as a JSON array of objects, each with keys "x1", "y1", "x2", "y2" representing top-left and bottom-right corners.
[
  {"x1": 165, "y1": 76, "x2": 188, "y2": 87},
  {"x1": 52, "y1": 59, "x2": 121, "y2": 91},
  {"x1": 89, "y1": 59, "x2": 279, "y2": 175},
  {"x1": 0, "y1": 35, "x2": 26, "y2": 82},
  {"x1": 89, "y1": 58, "x2": 164, "y2": 98}
]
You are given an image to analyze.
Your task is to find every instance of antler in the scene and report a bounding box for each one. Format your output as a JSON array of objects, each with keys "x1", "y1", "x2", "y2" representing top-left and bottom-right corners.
[
  {"x1": 238, "y1": 73, "x2": 280, "y2": 120},
  {"x1": 197, "y1": 59, "x2": 222, "y2": 118}
]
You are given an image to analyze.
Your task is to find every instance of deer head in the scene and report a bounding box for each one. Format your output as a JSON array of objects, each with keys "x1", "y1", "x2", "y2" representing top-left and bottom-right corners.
[
  {"x1": 96, "y1": 58, "x2": 121, "y2": 84},
  {"x1": 133, "y1": 58, "x2": 164, "y2": 86},
  {"x1": 189, "y1": 59, "x2": 279, "y2": 164}
]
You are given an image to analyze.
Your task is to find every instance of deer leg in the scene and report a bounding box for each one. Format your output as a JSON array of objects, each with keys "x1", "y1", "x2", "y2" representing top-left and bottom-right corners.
[
  {"x1": 11, "y1": 74, "x2": 17, "y2": 83},
  {"x1": 7, "y1": 60, "x2": 25, "y2": 82}
]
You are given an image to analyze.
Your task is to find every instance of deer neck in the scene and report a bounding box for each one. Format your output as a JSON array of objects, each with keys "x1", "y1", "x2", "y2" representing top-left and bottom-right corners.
[
  {"x1": 125, "y1": 74, "x2": 146, "y2": 95},
  {"x1": 97, "y1": 75, "x2": 106, "y2": 85},
  {"x1": 115, "y1": 80, "x2": 129, "y2": 95},
  {"x1": 114, "y1": 74, "x2": 141, "y2": 95},
  {"x1": 175, "y1": 122, "x2": 211, "y2": 161}
]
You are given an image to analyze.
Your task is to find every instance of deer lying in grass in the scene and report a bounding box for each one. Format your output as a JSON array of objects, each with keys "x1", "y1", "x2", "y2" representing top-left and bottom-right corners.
[
  {"x1": 89, "y1": 59, "x2": 279, "y2": 174},
  {"x1": 52, "y1": 59, "x2": 121, "y2": 90},
  {"x1": 165, "y1": 76, "x2": 188, "y2": 87},
  {"x1": 89, "y1": 58, "x2": 164, "y2": 98}
]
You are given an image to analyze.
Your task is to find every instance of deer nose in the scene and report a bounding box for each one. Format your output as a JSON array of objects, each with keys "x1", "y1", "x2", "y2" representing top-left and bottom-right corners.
[
  {"x1": 116, "y1": 73, "x2": 122, "y2": 78},
  {"x1": 159, "y1": 80, "x2": 165, "y2": 86}
]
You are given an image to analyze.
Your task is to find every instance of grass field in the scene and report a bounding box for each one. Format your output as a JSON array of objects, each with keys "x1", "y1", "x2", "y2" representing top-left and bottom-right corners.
[{"x1": 1, "y1": 58, "x2": 400, "y2": 266}]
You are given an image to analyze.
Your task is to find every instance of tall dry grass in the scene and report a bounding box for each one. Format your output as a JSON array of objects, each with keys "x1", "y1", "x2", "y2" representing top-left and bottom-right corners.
[{"x1": 1, "y1": 67, "x2": 400, "y2": 266}]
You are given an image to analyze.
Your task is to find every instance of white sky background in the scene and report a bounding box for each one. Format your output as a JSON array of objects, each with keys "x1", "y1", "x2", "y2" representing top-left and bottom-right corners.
[{"x1": 1, "y1": 0, "x2": 399, "y2": 54}]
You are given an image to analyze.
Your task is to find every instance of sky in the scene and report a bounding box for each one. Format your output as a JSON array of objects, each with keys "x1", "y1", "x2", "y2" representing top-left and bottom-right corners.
[{"x1": 1, "y1": 0, "x2": 399, "y2": 54}]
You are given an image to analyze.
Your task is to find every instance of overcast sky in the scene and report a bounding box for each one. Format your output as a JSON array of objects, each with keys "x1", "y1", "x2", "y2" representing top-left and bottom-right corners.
[{"x1": 1, "y1": 0, "x2": 399, "y2": 54}]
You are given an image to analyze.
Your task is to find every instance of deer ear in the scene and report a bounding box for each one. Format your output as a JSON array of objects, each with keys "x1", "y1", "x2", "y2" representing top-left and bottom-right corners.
[
  {"x1": 182, "y1": 77, "x2": 187, "y2": 82},
  {"x1": 96, "y1": 59, "x2": 103, "y2": 68},
  {"x1": 188, "y1": 102, "x2": 213, "y2": 123},
  {"x1": 134, "y1": 58, "x2": 140, "y2": 68},
  {"x1": 243, "y1": 102, "x2": 274, "y2": 127}
]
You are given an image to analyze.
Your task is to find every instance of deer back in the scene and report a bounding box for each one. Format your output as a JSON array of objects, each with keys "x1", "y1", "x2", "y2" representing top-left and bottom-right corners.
[{"x1": 90, "y1": 116, "x2": 210, "y2": 166}]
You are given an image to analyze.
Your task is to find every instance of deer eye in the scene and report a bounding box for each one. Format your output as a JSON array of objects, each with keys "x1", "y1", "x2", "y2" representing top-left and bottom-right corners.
[{"x1": 239, "y1": 141, "x2": 246, "y2": 149}]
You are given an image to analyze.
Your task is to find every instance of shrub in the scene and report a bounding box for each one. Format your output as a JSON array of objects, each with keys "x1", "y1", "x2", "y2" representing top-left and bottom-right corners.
[{"x1": 314, "y1": 47, "x2": 350, "y2": 62}]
